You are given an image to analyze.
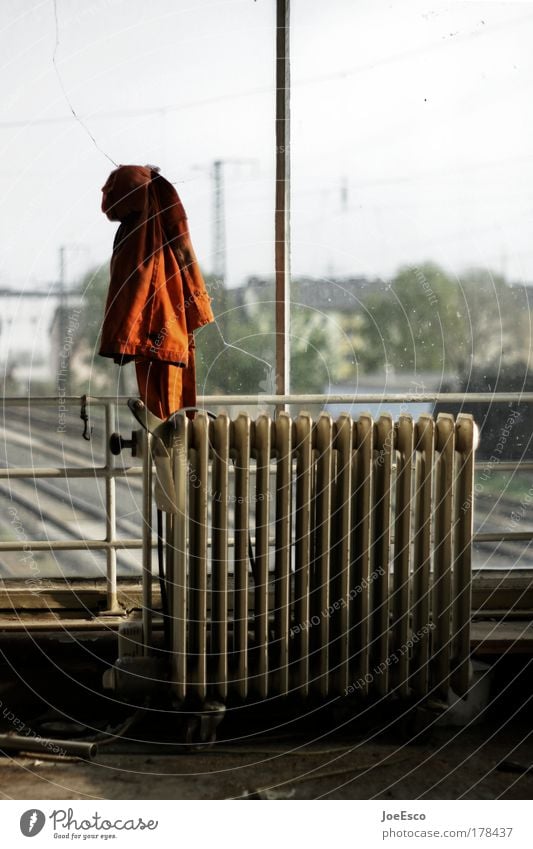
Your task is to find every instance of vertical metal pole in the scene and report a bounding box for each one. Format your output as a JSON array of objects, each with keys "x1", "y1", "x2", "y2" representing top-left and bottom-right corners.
[
  {"x1": 212, "y1": 159, "x2": 226, "y2": 286},
  {"x1": 275, "y1": 0, "x2": 291, "y2": 403},
  {"x1": 142, "y1": 430, "x2": 153, "y2": 652},
  {"x1": 104, "y1": 403, "x2": 118, "y2": 613},
  {"x1": 58, "y1": 245, "x2": 70, "y2": 395}
]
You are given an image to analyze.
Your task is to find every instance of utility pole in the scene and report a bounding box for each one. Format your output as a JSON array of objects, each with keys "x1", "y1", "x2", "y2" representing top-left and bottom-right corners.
[
  {"x1": 212, "y1": 160, "x2": 226, "y2": 286},
  {"x1": 58, "y1": 245, "x2": 70, "y2": 395},
  {"x1": 56, "y1": 243, "x2": 87, "y2": 395},
  {"x1": 194, "y1": 158, "x2": 256, "y2": 287},
  {"x1": 340, "y1": 176, "x2": 349, "y2": 213}
]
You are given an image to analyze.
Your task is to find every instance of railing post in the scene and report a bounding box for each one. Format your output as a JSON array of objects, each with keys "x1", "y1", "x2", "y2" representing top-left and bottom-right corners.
[
  {"x1": 103, "y1": 403, "x2": 120, "y2": 613},
  {"x1": 142, "y1": 429, "x2": 153, "y2": 652}
]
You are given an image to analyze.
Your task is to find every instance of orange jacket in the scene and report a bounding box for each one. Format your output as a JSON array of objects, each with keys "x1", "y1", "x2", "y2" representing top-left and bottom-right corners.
[{"x1": 99, "y1": 165, "x2": 214, "y2": 366}]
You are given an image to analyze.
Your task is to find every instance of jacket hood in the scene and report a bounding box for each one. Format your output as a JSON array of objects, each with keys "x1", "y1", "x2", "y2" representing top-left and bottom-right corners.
[{"x1": 101, "y1": 164, "x2": 153, "y2": 221}]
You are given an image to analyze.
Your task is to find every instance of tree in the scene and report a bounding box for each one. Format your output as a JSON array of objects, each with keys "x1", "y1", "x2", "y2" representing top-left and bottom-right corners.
[
  {"x1": 358, "y1": 262, "x2": 468, "y2": 375},
  {"x1": 458, "y1": 267, "x2": 529, "y2": 370},
  {"x1": 195, "y1": 281, "x2": 342, "y2": 398},
  {"x1": 71, "y1": 264, "x2": 131, "y2": 395}
]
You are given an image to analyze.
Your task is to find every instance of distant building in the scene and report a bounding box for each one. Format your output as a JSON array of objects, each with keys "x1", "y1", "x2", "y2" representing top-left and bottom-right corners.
[
  {"x1": 234, "y1": 274, "x2": 378, "y2": 315},
  {"x1": 0, "y1": 289, "x2": 59, "y2": 389},
  {"x1": 49, "y1": 298, "x2": 83, "y2": 395},
  {"x1": 0, "y1": 288, "x2": 84, "y2": 392}
]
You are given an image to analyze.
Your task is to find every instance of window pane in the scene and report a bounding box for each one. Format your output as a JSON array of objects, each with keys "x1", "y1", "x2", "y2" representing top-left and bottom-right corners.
[
  {"x1": 1, "y1": 0, "x2": 275, "y2": 401},
  {"x1": 291, "y1": 1, "x2": 533, "y2": 570},
  {"x1": 1, "y1": 0, "x2": 276, "y2": 578}
]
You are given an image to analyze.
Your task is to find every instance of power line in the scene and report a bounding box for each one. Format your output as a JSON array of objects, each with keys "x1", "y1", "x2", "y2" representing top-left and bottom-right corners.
[
  {"x1": 3, "y1": 8, "x2": 532, "y2": 131},
  {"x1": 0, "y1": 86, "x2": 268, "y2": 129}
]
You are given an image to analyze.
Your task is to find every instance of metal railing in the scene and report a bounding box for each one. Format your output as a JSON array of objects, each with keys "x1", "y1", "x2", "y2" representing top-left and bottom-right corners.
[
  {"x1": 0, "y1": 396, "x2": 143, "y2": 613},
  {"x1": 1, "y1": 392, "x2": 532, "y2": 614}
]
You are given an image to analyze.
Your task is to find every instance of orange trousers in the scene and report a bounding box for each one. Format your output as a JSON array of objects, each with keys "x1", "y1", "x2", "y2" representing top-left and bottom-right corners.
[{"x1": 135, "y1": 338, "x2": 196, "y2": 420}]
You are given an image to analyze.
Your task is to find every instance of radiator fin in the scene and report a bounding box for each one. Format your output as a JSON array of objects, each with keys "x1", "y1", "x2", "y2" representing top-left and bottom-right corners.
[
  {"x1": 351, "y1": 414, "x2": 373, "y2": 695},
  {"x1": 311, "y1": 413, "x2": 333, "y2": 697},
  {"x1": 189, "y1": 413, "x2": 209, "y2": 700},
  {"x1": 411, "y1": 415, "x2": 435, "y2": 697},
  {"x1": 330, "y1": 414, "x2": 353, "y2": 695},
  {"x1": 293, "y1": 413, "x2": 313, "y2": 697},
  {"x1": 211, "y1": 414, "x2": 230, "y2": 700},
  {"x1": 274, "y1": 412, "x2": 292, "y2": 695},
  {"x1": 232, "y1": 413, "x2": 251, "y2": 699},
  {"x1": 371, "y1": 414, "x2": 394, "y2": 696},
  {"x1": 392, "y1": 414, "x2": 414, "y2": 697},
  {"x1": 253, "y1": 414, "x2": 271, "y2": 698},
  {"x1": 433, "y1": 414, "x2": 456, "y2": 699}
]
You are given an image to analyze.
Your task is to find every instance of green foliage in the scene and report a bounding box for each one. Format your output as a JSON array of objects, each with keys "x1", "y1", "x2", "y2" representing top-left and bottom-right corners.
[
  {"x1": 73, "y1": 263, "x2": 122, "y2": 394},
  {"x1": 328, "y1": 312, "x2": 364, "y2": 383},
  {"x1": 290, "y1": 308, "x2": 343, "y2": 393},
  {"x1": 78, "y1": 263, "x2": 110, "y2": 352},
  {"x1": 71, "y1": 260, "x2": 530, "y2": 399},
  {"x1": 359, "y1": 263, "x2": 466, "y2": 374},
  {"x1": 195, "y1": 283, "x2": 341, "y2": 396},
  {"x1": 457, "y1": 267, "x2": 528, "y2": 369},
  {"x1": 355, "y1": 262, "x2": 529, "y2": 376}
]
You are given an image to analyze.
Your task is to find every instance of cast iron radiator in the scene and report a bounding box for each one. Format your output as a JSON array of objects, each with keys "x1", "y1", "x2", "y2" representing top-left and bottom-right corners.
[{"x1": 118, "y1": 409, "x2": 476, "y2": 705}]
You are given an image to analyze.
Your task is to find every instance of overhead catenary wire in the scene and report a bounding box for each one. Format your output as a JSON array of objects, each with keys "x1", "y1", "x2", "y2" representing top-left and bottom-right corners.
[{"x1": 3, "y1": 8, "x2": 532, "y2": 132}]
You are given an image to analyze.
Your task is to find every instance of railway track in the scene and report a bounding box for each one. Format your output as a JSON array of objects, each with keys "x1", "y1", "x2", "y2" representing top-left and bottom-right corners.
[
  {"x1": 1, "y1": 403, "x2": 533, "y2": 576},
  {"x1": 0, "y1": 404, "x2": 143, "y2": 578}
]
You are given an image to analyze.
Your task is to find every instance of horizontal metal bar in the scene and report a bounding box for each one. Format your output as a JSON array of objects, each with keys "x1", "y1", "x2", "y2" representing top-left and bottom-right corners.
[
  {"x1": 474, "y1": 532, "x2": 533, "y2": 543},
  {"x1": 2, "y1": 397, "x2": 117, "y2": 407},
  {"x1": 197, "y1": 393, "x2": 533, "y2": 405},
  {"x1": 2, "y1": 460, "x2": 531, "y2": 480},
  {"x1": 1, "y1": 569, "x2": 530, "y2": 589},
  {"x1": 474, "y1": 462, "x2": 533, "y2": 472},
  {"x1": 0, "y1": 619, "x2": 127, "y2": 631},
  {"x1": 2, "y1": 459, "x2": 532, "y2": 478},
  {"x1": 0, "y1": 467, "x2": 142, "y2": 479},
  {"x1": 0, "y1": 539, "x2": 144, "y2": 552},
  {"x1": 4, "y1": 392, "x2": 533, "y2": 407},
  {"x1": 1, "y1": 529, "x2": 532, "y2": 553},
  {"x1": 0, "y1": 535, "x2": 277, "y2": 553}
]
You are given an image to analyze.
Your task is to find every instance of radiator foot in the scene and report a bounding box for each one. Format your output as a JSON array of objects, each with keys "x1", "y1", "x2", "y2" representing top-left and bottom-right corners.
[
  {"x1": 181, "y1": 701, "x2": 226, "y2": 750},
  {"x1": 102, "y1": 656, "x2": 167, "y2": 701}
]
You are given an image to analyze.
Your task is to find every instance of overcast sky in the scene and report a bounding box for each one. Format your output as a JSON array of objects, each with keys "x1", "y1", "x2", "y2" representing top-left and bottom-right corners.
[{"x1": 1, "y1": 0, "x2": 533, "y2": 291}]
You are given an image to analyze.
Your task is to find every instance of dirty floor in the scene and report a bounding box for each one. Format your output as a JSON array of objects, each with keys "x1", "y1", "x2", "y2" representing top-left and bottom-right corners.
[{"x1": 1, "y1": 715, "x2": 532, "y2": 800}]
